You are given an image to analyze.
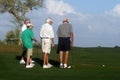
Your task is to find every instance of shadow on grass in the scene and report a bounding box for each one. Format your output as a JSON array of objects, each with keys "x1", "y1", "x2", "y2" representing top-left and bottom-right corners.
[
  {"x1": 16, "y1": 56, "x2": 21, "y2": 61},
  {"x1": 49, "y1": 59, "x2": 59, "y2": 68},
  {"x1": 33, "y1": 58, "x2": 43, "y2": 66},
  {"x1": 16, "y1": 56, "x2": 59, "y2": 68},
  {"x1": 33, "y1": 58, "x2": 59, "y2": 68}
]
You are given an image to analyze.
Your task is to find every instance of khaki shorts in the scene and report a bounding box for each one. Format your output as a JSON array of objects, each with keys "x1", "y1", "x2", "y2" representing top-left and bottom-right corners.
[
  {"x1": 42, "y1": 39, "x2": 51, "y2": 54},
  {"x1": 27, "y1": 48, "x2": 33, "y2": 56}
]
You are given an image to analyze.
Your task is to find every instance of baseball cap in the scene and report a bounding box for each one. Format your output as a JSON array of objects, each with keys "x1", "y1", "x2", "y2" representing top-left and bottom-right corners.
[{"x1": 27, "y1": 23, "x2": 33, "y2": 27}]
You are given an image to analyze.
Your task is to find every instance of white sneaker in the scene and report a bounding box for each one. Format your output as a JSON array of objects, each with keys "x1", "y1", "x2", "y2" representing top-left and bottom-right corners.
[
  {"x1": 20, "y1": 59, "x2": 25, "y2": 64},
  {"x1": 31, "y1": 60, "x2": 35, "y2": 63},
  {"x1": 43, "y1": 65, "x2": 50, "y2": 69},
  {"x1": 60, "y1": 63, "x2": 63, "y2": 68},
  {"x1": 30, "y1": 63, "x2": 35, "y2": 66},
  {"x1": 47, "y1": 63, "x2": 53, "y2": 68},
  {"x1": 26, "y1": 65, "x2": 34, "y2": 68},
  {"x1": 64, "y1": 65, "x2": 71, "y2": 69}
]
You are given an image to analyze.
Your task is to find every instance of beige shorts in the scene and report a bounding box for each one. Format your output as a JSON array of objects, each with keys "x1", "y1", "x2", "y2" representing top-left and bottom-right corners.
[
  {"x1": 27, "y1": 48, "x2": 33, "y2": 56},
  {"x1": 42, "y1": 39, "x2": 51, "y2": 54}
]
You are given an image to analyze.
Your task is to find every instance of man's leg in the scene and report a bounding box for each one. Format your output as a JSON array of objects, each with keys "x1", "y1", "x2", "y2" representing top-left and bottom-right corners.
[
  {"x1": 21, "y1": 50, "x2": 27, "y2": 59},
  {"x1": 43, "y1": 53, "x2": 47, "y2": 65},
  {"x1": 26, "y1": 55, "x2": 30, "y2": 65},
  {"x1": 64, "y1": 51, "x2": 69, "y2": 68},
  {"x1": 20, "y1": 48, "x2": 27, "y2": 64},
  {"x1": 59, "y1": 51, "x2": 63, "y2": 68},
  {"x1": 46, "y1": 54, "x2": 49, "y2": 64},
  {"x1": 43, "y1": 53, "x2": 52, "y2": 68},
  {"x1": 26, "y1": 49, "x2": 34, "y2": 68}
]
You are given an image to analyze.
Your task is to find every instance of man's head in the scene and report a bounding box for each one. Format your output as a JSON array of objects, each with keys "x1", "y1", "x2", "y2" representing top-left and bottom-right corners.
[
  {"x1": 63, "y1": 18, "x2": 69, "y2": 23},
  {"x1": 46, "y1": 18, "x2": 53, "y2": 25},
  {"x1": 24, "y1": 19, "x2": 30, "y2": 25}
]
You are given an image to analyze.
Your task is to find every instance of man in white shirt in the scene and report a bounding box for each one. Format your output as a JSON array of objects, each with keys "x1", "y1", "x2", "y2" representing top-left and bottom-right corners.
[{"x1": 40, "y1": 18, "x2": 54, "y2": 68}]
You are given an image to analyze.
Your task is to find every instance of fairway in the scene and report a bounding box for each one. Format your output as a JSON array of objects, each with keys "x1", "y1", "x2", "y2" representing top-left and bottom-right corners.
[{"x1": 0, "y1": 45, "x2": 120, "y2": 80}]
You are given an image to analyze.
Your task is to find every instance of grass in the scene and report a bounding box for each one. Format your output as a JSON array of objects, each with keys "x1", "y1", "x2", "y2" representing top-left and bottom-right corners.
[{"x1": 0, "y1": 45, "x2": 120, "y2": 80}]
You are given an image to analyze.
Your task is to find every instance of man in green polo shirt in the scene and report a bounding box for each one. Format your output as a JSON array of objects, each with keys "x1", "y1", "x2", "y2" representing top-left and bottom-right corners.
[{"x1": 21, "y1": 23, "x2": 37, "y2": 68}]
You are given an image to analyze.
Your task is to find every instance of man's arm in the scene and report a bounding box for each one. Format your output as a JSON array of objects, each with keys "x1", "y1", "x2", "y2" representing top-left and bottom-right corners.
[
  {"x1": 51, "y1": 38, "x2": 54, "y2": 47},
  {"x1": 70, "y1": 32, "x2": 74, "y2": 46}
]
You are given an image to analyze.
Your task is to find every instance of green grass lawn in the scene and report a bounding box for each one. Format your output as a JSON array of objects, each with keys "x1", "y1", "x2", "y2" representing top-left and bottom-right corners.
[{"x1": 0, "y1": 45, "x2": 120, "y2": 80}]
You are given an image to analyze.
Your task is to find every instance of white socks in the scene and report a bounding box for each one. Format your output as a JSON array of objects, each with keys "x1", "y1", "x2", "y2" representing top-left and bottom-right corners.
[
  {"x1": 60, "y1": 63, "x2": 63, "y2": 66},
  {"x1": 60, "y1": 63, "x2": 67, "y2": 67}
]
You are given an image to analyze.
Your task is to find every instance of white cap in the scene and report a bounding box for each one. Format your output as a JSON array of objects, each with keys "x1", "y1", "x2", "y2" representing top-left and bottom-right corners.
[{"x1": 27, "y1": 23, "x2": 33, "y2": 26}]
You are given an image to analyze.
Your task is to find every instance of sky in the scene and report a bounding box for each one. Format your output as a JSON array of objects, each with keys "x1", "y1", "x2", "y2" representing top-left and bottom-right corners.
[{"x1": 1, "y1": 0, "x2": 120, "y2": 47}]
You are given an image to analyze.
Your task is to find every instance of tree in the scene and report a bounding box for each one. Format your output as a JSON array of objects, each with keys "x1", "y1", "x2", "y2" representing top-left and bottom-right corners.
[
  {"x1": 0, "y1": 0, "x2": 43, "y2": 29},
  {"x1": 0, "y1": 0, "x2": 44, "y2": 42},
  {"x1": 6, "y1": 30, "x2": 15, "y2": 39},
  {"x1": 5, "y1": 30, "x2": 16, "y2": 44}
]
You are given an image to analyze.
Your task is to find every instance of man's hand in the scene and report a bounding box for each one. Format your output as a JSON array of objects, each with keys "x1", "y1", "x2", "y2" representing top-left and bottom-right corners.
[{"x1": 35, "y1": 42, "x2": 39, "y2": 46}]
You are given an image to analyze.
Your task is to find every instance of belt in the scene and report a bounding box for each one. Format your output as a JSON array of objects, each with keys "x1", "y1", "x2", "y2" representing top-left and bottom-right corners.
[{"x1": 41, "y1": 37, "x2": 50, "y2": 39}]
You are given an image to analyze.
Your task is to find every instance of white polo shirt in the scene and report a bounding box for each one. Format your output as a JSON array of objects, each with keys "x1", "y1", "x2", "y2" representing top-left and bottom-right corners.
[{"x1": 40, "y1": 23, "x2": 54, "y2": 39}]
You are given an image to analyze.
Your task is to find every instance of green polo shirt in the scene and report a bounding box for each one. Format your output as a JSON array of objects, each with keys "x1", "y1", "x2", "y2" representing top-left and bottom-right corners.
[{"x1": 21, "y1": 28, "x2": 34, "y2": 49}]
